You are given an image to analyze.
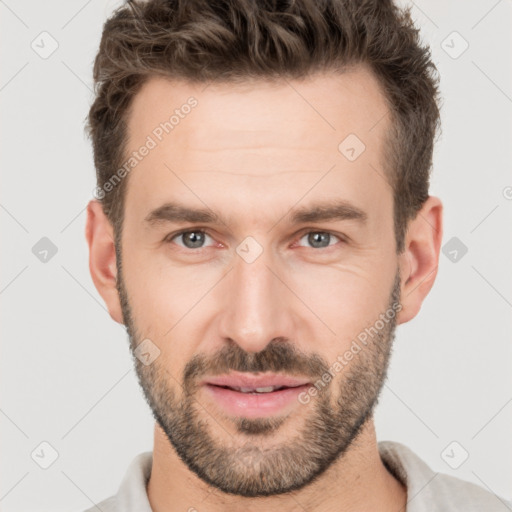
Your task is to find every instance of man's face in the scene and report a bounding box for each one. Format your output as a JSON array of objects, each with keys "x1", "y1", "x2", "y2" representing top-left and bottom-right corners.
[{"x1": 116, "y1": 68, "x2": 402, "y2": 496}]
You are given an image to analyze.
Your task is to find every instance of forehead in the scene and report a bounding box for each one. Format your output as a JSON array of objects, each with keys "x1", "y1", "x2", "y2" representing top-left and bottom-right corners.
[
  {"x1": 123, "y1": 67, "x2": 392, "y2": 230},
  {"x1": 127, "y1": 67, "x2": 390, "y2": 156}
]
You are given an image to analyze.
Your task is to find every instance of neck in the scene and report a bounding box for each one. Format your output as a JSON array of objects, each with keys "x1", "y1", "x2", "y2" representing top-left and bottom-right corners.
[{"x1": 146, "y1": 418, "x2": 407, "y2": 512}]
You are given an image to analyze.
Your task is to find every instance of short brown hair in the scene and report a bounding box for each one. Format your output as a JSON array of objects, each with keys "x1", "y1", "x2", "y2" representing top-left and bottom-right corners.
[{"x1": 86, "y1": 0, "x2": 441, "y2": 253}]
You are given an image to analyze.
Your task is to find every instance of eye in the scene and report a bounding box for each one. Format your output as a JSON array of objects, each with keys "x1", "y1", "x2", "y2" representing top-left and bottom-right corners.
[
  {"x1": 296, "y1": 231, "x2": 343, "y2": 249},
  {"x1": 167, "y1": 230, "x2": 215, "y2": 250},
  {"x1": 165, "y1": 229, "x2": 344, "y2": 252}
]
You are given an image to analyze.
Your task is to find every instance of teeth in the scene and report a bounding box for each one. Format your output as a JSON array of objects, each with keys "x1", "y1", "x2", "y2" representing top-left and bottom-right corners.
[
  {"x1": 254, "y1": 386, "x2": 276, "y2": 393},
  {"x1": 231, "y1": 386, "x2": 280, "y2": 393}
]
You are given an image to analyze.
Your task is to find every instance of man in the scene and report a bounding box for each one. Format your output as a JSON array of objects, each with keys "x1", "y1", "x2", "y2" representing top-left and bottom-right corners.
[{"x1": 84, "y1": 0, "x2": 509, "y2": 510}]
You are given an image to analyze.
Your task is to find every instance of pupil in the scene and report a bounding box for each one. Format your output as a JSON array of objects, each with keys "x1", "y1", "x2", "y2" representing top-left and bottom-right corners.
[
  {"x1": 308, "y1": 232, "x2": 330, "y2": 248},
  {"x1": 184, "y1": 231, "x2": 204, "y2": 248}
]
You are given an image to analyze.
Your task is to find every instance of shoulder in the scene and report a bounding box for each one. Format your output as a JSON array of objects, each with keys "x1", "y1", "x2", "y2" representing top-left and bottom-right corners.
[
  {"x1": 378, "y1": 440, "x2": 511, "y2": 512},
  {"x1": 79, "y1": 451, "x2": 153, "y2": 512},
  {"x1": 429, "y1": 471, "x2": 511, "y2": 510}
]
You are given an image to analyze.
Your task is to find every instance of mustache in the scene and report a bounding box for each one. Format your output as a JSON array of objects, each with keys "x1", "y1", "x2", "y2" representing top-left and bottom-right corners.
[{"x1": 183, "y1": 338, "x2": 330, "y2": 386}]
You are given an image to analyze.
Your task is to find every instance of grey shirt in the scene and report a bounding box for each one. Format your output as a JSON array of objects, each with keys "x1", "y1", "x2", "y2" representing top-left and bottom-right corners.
[{"x1": 83, "y1": 440, "x2": 511, "y2": 511}]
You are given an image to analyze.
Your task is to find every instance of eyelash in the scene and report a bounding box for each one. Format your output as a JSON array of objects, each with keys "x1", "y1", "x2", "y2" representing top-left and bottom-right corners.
[{"x1": 164, "y1": 228, "x2": 346, "y2": 252}]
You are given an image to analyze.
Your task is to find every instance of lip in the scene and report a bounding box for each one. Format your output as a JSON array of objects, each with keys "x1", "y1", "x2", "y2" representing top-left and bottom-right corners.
[
  {"x1": 202, "y1": 371, "x2": 311, "y2": 390},
  {"x1": 200, "y1": 371, "x2": 312, "y2": 418},
  {"x1": 203, "y1": 383, "x2": 311, "y2": 418}
]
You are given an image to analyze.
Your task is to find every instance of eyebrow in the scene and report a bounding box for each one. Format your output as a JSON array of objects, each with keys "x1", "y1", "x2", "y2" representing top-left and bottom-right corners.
[{"x1": 144, "y1": 199, "x2": 367, "y2": 227}]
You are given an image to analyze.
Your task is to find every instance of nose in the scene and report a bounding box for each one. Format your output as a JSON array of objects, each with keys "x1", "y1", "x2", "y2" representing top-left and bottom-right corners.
[{"x1": 217, "y1": 245, "x2": 296, "y2": 353}]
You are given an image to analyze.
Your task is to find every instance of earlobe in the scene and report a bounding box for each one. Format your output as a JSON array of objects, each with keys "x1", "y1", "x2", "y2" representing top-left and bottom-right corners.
[
  {"x1": 85, "y1": 200, "x2": 124, "y2": 324},
  {"x1": 396, "y1": 196, "x2": 443, "y2": 325}
]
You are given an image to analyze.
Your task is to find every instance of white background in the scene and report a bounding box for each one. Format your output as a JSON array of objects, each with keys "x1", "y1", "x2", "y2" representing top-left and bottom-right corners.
[{"x1": 1, "y1": 1, "x2": 511, "y2": 510}]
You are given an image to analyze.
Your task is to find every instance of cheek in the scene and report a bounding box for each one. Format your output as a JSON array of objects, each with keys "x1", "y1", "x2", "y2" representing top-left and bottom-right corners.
[
  {"x1": 288, "y1": 263, "x2": 391, "y2": 343},
  {"x1": 120, "y1": 243, "x2": 210, "y2": 355}
]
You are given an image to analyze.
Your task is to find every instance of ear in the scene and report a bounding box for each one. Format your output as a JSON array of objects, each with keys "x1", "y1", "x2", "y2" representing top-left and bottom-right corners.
[
  {"x1": 85, "y1": 199, "x2": 124, "y2": 324},
  {"x1": 396, "y1": 196, "x2": 443, "y2": 325}
]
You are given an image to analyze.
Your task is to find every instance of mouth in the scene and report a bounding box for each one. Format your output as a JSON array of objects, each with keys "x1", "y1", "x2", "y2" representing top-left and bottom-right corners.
[
  {"x1": 209, "y1": 384, "x2": 304, "y2": 394},
  {"x1": 201, "y1": 372, "x2": 312, "y2": 417},
  {"x1": 202, "y1": 371, "x2": 311, "y2": 390}
]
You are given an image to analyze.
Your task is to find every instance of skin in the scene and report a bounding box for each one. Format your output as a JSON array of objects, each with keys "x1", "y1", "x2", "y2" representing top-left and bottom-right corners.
[{"x1": 86, "y1": 66, "x2": 443, "y2": 512}]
